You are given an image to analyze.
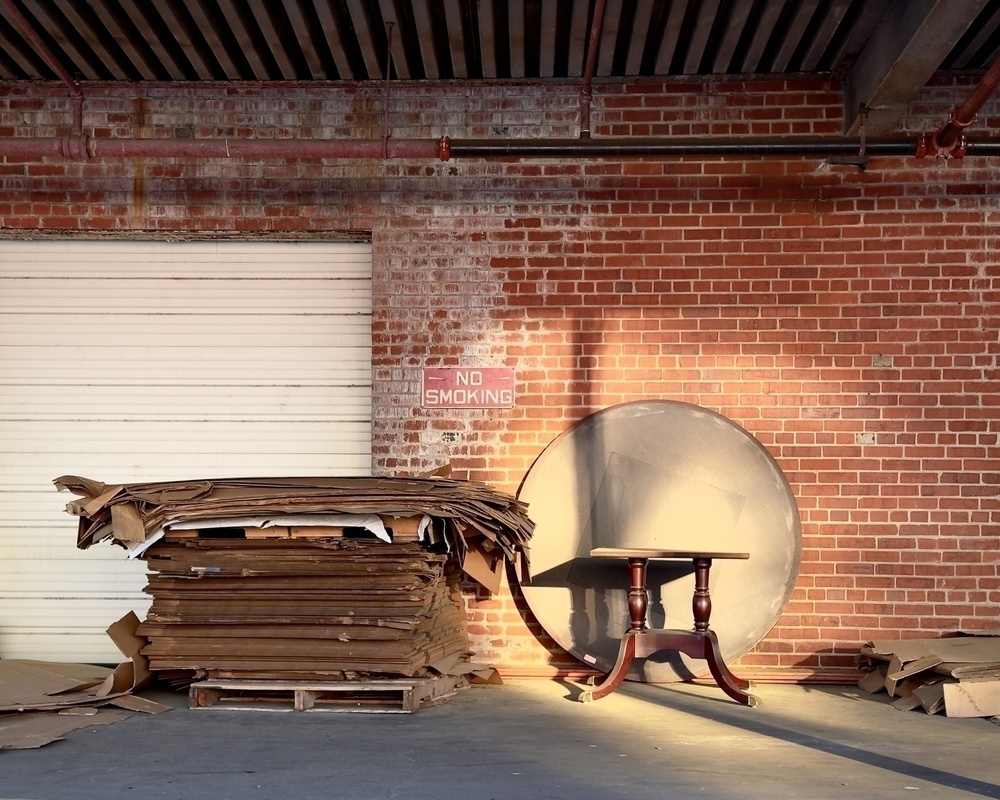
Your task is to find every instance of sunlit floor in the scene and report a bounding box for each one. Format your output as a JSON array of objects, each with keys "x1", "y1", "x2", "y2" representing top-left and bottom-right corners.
[{"x1": 2, "y1": 678, "x2": 998, "y2": 800}]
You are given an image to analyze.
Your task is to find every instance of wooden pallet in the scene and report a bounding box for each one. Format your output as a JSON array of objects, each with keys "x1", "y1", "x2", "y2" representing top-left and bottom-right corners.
[{"x1": 188, "y1": 676, "x2": 462, "y2": 713}]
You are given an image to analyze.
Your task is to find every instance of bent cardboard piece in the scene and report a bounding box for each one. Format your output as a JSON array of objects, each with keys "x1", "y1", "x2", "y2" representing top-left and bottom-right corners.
[
  {"x1": 0, "y1": 708, "x2": 130, "y2": 751},
  {"x1": 108, "y1": 694, "x2": 173, "y2": 714},
  {"x1": 857, "y1": 664, "x2": 887, "y2": 694},
  {"x1": 462, "y1": 539, "x2": 505, "y2": 595},
  {"x1": 913, "y1": 682, "x2": 948, "y2": 715},
  {"x1": 886, "y1": 654, "x2": 944, "y2": 683},
  {"x1": 106, "y1": 610, "x2": 154, "y2": 692},
  {"x1": 0, "y1": 611, "x2": 165, "y2": 749},
  {"x1": 0, "y1": 660, "x2": 113, "y2": 705}
]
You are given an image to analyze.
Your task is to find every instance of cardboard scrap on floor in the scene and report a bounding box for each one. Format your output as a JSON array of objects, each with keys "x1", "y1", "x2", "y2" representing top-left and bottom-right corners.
[
  {"x1": 858, "y1": 633, "x2": 1000, "y2": 719},
  {"x1": 0, "y1": 613, "x2": 171, "y2": 751}
]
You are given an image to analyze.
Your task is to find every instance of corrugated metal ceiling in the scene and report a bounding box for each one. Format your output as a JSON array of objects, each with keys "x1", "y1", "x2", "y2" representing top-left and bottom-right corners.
[
  {"x1": 1, "y1": 1, "x2": 999, "y2": 139},
  {"x1": 0, "y1": 0, "x2": 997, "y2": 83}
]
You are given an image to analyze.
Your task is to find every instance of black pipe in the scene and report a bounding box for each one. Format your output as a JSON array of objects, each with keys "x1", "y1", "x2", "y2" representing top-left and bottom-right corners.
[{"x1": 446, "y1": 136, "x2": 1000, "y2": 158}]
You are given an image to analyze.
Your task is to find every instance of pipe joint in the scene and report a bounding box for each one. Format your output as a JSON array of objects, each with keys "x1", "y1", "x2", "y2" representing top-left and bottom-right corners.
[
  {"x1": 916, "y1": 128, "x2": 970, "y2": 160},
  {"x1": 436, "y1": 136, "x2": 451, "y2": 161},
  {"x1": 948, "y1": 108, "x2": 977, "y2": 130},
  {"x1": 60, "y1": 134, "x2": 92, "y2": 160}
]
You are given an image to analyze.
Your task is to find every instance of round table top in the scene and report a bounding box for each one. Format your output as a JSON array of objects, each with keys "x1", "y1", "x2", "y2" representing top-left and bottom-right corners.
[{"x1": 517, "y1": 400, "x2": 802, "y2": 682}]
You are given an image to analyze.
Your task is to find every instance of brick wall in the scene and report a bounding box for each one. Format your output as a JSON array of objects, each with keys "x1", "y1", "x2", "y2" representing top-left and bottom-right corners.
[{"x1": 2, "y1": 75, "x2": 998, "y2": 679}]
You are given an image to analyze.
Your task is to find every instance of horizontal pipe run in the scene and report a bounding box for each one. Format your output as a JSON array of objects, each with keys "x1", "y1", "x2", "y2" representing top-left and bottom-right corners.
[
  {"x1": 446, "y1": 136, "x2": 1000, "y2": 158},
  {"x1": 0, "y1": 136, "x2": 444, "y2": 161},
  {"x1": 4, "y1": 135, "x2": 1000, "y2": 162}
]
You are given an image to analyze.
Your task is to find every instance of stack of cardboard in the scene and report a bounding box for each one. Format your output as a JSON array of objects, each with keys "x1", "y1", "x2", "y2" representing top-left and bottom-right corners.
[
  {"x1": 858, "y1": 634, "x2": 1000, "y2": 719},
  {"x1": 55, "y1": 474, "x2": 534, "y2": 693},
  {"x1": 137, "y1": 539, "x2": 467, "y2": 681}
]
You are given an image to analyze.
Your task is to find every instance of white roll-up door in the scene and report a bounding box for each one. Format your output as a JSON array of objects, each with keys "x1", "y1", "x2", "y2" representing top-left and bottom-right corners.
[{"x1": 0, "y1": 239, "x2": 372, "y2": 662}]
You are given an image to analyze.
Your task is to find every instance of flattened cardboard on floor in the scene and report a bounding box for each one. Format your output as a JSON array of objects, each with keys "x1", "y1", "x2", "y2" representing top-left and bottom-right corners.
[
  {"x1": 859, "y1": 634, "x2": 1000, "y2": 717},
  {"x1": 0, "y1": 708, "x2": 130, "y2": 751},
  {"x1": 0, "y1": 660, "x2": 110, "y2": 706},
  {"x1": 0, "y1": 612, "x2": 168, "y2": 751}
]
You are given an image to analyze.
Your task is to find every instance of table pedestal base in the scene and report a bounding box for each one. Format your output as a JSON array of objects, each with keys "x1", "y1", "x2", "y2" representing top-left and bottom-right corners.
[
  {"x1": 579, "y1": 628, "x2": 758, "y2": 706},
  {"x1": 580, "y1": 548, "x2": 758, "y2": 707}
]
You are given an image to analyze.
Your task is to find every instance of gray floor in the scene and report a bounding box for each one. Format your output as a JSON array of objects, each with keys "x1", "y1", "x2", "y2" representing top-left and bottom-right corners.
[{"x1": 2, "y1": 679, "x2": 999, "y2": 800}]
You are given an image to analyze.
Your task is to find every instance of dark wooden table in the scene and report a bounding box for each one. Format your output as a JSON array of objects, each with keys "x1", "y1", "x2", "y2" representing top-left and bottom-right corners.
[{"x1": 579, "y1": 547, "x2": 757, "y2": 706}]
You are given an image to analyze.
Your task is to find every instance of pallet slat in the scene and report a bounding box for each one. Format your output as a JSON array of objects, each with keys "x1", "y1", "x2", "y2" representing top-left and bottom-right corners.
[{"x1": 189, "y1": 676, "x2": 462, "y2": 713}]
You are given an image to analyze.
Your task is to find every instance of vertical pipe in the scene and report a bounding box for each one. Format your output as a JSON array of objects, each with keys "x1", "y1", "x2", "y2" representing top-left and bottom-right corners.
[
  {"x1": 920, "y1": 54, "x2": 1000, "y2": 158},
  {"x1": 579, "y1": 0, "x2": 607, "y2": 140},
  {"x1": 382, "y1": 22, "x2": 395, "y2": 158}
]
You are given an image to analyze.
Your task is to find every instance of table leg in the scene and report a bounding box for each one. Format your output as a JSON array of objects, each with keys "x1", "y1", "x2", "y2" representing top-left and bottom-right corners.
[
  {"x1": 580, "y1": 557, "x2": 649, "y2": 703},
  {"x1": 692, "y1": 557, "x2": 712, "y2": 632},
  {"x1": 702, "y1": 630, "x2": 755, "y2": 699},
  {"x1": 627, "y1": 557, "x2": 649, "y2": 632},
  {"x1": 579, "y1": 632, "x2": 637, "y2": 702}
]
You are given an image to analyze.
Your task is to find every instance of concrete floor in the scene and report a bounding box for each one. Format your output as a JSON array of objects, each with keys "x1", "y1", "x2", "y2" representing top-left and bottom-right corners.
[{"x1": 2, "y1": 678, "x2": 999, "y2": 800}]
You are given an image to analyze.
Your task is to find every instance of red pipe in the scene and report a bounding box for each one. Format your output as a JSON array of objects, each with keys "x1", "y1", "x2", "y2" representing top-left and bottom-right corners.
[
  {"x1": 918, "y1": 54, "x2": 1000, "y2": 159},
  {"x1": 5, "y1": 133, "x2": 1000, "y2": 163},
  {"x1": 0, "y1": 135, "x2": 449, "y2": 161},
  {"x1": 579, "y1": 0, "x2": 607, "y2": 140}
]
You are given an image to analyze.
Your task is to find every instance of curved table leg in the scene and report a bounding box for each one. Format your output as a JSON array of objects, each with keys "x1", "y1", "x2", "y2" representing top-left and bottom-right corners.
[
  {"x1": 579, "y1": 632, "x2": 637, "y2": 702},
  {"x1": 701, "y1": 631, "x2": 757, "y2": 706},
  {"x1": 702, "y1": 630, "x2": 751, "y2": 690}
]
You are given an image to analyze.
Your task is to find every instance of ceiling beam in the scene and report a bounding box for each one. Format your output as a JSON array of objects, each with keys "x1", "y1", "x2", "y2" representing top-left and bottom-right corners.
[{"x1": 843, "y1": 0, "x2": 990, "y2": 135}]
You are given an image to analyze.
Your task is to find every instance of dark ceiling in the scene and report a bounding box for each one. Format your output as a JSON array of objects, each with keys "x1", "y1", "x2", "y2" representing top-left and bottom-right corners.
[{"x1": 1, "y1": 0, "x2": 999, "y2": 136}]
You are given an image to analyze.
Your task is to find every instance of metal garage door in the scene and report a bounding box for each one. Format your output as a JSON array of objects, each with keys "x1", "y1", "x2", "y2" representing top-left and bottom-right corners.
[{"x1": 0, "y1": 239, "x2": 372, "y2": 662}]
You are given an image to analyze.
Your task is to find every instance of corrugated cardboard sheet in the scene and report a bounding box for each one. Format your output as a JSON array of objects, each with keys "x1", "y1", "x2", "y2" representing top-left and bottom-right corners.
[
  {"x1": 859, "y1": 634, "x2": 1000, "y2": 718},
  {"x1": 53, "y1": 474, "x2": 534, "y2": 686},
  {"x1": 0, "y1": 612, "x2": 169, "y2": 751},
  {"x1": 55, "y1": 473, "x2": 533, "y2": 583}
]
